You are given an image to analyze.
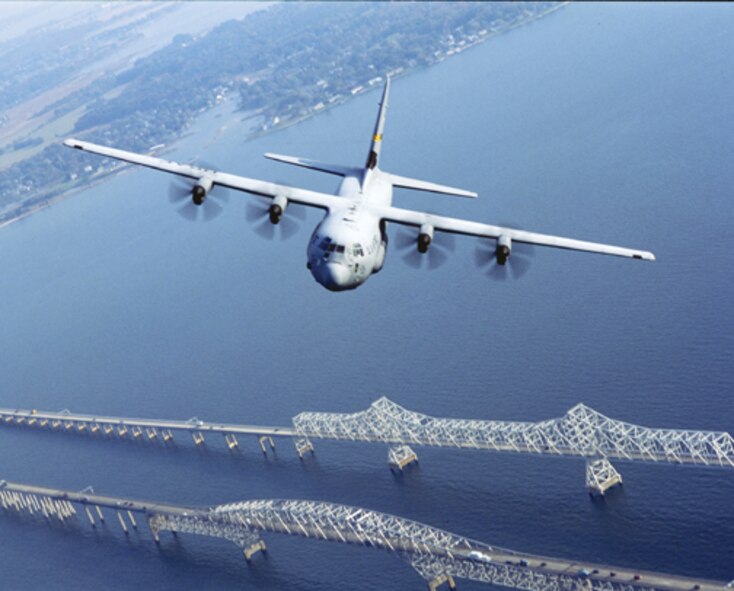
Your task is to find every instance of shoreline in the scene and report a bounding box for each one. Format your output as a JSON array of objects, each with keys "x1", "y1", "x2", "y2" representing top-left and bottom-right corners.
[{"x1": 0, "y1": 2, "x2": 570, "y2": 231}]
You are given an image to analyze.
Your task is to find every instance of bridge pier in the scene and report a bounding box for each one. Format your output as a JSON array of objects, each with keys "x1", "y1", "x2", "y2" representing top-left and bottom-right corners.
[
  {"x1": 427, "y1": 573, "x2": 456, "y2": 591},
  {"x1": 258, "y1": 435, "x2": 275, "y2": 454},
  {"x1": 586, "y1": 458, "x2": 623, "y2": 496},
  {"x1": 148, "y1": 517, "x2": 161, "y2": 543},
  {"x1": 192, "y1": 432, "x2": 205, "y2": 446},
  {"x1": 388, "y1": 445, "x2": 418, "y2": 471},
  {"x1": 224, "y1": 434, "x2": 239, "y2": 450},
  {"x1": 294, "y1": 437, "x2": 314, "y2": 458},
  {"x1": 117, "y1": 511, "x2": 129, "y2": 534},
  {"x1": 243, "y1": 539, "x2": 267, "y2": 561},
  {"x1": 162, "y1": 429, "x2": 174, "y2": 442}
]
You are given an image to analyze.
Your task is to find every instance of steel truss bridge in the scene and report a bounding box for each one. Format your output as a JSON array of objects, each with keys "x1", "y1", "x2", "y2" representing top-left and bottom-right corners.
[
  {"x1": 0, "y1": 480, "x2": 727, "y2": 591},
  {"x1": 2, "y1": 398, "x2": 732, "y2": 494}
]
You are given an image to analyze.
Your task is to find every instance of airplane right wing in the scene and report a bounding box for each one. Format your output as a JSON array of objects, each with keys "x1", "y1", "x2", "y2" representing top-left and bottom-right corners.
[
  {"x1": 374, "y1": 203, "x2": 656, "y2": 261},
  {"x1": 63, "y1": 139, "x2": 343, "y2": 212}
]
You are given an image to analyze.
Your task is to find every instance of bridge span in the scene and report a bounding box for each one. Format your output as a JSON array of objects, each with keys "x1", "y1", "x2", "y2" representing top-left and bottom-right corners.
[
  {"x1": 2, "y1": 398, "x2": 732, "y2": 494},
  {"x1": 0, "y1": 479, "x2": 728, "y2": 591}
]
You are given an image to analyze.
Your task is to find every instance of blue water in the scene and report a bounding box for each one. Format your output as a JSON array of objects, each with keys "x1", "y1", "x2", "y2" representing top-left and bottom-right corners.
[{"x1": 1, "y1": 3, "x2": 733, "y2": 589}]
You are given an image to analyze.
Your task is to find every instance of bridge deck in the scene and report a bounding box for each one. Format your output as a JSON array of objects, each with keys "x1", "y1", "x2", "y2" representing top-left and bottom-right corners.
[
  {"x1": 2, "y1": 398, "x2": 732, "y2": 494},
  {"x1": 0, "y1": 479, "x2": 728, "y2": 591},
  {"x1": 0, "y1": 407, "x2": 296, "y2": 438}
]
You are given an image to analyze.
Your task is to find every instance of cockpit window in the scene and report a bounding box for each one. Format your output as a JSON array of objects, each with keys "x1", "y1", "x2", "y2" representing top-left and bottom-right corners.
[
  {"x1": 352, "y1": 243, "x2": 364, "y2": 257},
  {"x1": 336, "y1": 245, "x2": 345, "y2": 253}
]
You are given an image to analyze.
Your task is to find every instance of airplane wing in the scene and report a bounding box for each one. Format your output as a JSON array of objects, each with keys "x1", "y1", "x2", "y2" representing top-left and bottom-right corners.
[
  {"x1": 63, "y1": 139, "x2": 343, "y2": 211},
  {"x1": 375, "y1": 204, "x2": 656, "y2": 261},
  {"x1": 384, "y1": 172, "x2": 478, "y2": 199}
]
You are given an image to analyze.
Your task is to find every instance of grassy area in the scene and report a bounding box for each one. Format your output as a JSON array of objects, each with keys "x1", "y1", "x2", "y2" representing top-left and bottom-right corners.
[{"x1": 0, "y1": 106, "x2": 85, "y2": 169}]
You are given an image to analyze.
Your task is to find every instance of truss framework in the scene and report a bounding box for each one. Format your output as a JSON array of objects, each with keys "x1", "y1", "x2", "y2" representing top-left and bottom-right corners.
[
  {"x1": 0, "y1": 482, "x2": 726, "y2": 591},
  {"x1": 293, "y1": 398, "x2": 734, "y2": 468}
]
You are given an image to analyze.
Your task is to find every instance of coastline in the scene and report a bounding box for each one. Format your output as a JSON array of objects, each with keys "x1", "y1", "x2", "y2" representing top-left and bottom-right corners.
[{"x1": 0, "y1": 2, "x2": 570, "y2": 231}]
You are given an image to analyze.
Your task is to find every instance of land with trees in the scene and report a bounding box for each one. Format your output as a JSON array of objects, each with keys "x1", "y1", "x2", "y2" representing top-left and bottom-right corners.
[{"x1": 0, "y1": 2, "x2": 565, "y2": 226}]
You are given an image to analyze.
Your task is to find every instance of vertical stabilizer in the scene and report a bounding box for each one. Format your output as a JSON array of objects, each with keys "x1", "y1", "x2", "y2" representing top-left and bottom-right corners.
[{"x1": 365, "y1": 78, "x2": 390, "y2": 170}]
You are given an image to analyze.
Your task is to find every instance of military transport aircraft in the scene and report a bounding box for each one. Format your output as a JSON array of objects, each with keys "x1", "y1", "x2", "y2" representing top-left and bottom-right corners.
[{"x1": 64, "y1": 78, "x2": 654, "y2": 292}]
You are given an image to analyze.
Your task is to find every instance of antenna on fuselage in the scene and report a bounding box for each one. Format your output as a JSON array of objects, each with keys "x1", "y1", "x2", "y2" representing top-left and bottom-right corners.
[{"x1": 365, "y1": 77, "x2": 390, "y2": 170}]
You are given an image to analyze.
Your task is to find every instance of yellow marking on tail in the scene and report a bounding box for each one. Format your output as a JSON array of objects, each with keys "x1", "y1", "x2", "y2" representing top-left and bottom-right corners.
[{"x1": 373, "y1": 134, "x2": 382, "y2": 142}]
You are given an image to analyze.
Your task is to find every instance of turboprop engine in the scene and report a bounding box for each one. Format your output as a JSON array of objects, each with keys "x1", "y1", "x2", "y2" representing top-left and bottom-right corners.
[
  {"x1": 268, "y1": 194, "x2": 288, "y2": 224},
  {"x1": 192, "y1": 176, "x2": 214, "y2": 205},
  {"x1": 417, "y1": 223, "x2": 434, "y2": 253},
  {"x1": 496, "y1": 234, "x2": 511, "y2": 265}
]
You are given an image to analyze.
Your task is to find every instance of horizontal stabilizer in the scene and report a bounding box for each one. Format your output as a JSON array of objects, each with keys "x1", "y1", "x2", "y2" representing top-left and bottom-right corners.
[
  {"x1": 385, "y1": 172, "x2": 477, "y2": 198},
  {"x1": 265, "y1": 153, "x2": 360, "y2": 178}
]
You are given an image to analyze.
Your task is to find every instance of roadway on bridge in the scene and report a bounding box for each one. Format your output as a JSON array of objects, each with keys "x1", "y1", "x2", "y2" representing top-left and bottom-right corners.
[{"x1": 1, "y1": 480, "x2": 727, "y2": 591}]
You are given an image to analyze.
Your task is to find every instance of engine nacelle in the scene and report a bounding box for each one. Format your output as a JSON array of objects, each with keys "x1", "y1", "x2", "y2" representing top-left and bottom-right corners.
[
  {"x1": 496, "y1": 234, "x2": 511, "y2": 265},
  {"x1": 418, "y1": 224, "x2": 434, "y2": 254},
  {"x1": 269, "y1": 194, "x2": 288, "y2": 224},
  {"x1": 192, "y1": 176, "x2": 214, "y2": 205}
]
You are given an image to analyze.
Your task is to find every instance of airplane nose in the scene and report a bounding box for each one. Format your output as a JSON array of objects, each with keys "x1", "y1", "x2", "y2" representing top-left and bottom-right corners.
[
  {"x1": 313, "y1": 261, "x2": 352, "y2": 291},
  {"x1": 325, "y1": 262, "x2": 351, "y2": 289}
]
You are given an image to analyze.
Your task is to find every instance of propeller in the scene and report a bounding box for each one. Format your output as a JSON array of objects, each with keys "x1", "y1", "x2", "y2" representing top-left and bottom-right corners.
[
  {"x1": 168, "y1": 162, "x2": 228, "y2": 222},
  {"x1": 474, "y1": 223, "x2": 535, "y2": 280},
  {"x1": 245, "y1": 188, "x2": 307, "y2": 240},
  {"x1": 394, "y1": 226, "x2": 456, "y2": 271}
]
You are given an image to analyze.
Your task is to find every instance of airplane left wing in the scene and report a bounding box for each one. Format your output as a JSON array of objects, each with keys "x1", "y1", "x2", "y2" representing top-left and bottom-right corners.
[
  {"x1": 375, "y1": 204, "x2": 656, "y2": 261},
  {"x1": 63, "y1": 139, "x2": 343, "y2": 211}
]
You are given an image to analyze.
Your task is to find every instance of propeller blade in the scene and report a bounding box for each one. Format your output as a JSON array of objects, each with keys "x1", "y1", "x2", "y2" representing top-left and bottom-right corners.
[
  {"x1": 279, "y1": 215, "x2": 300, "y2": 240},
  {"x1": 254, "y1": 218, "x2": 276, "y2": 240},
  {"x1": 474, "y1": 244, "x2": 493, "y2": 268},
  {"x1": 433, "y1": 231, "x2": 456, "y2": 252},
  {"x1": 427, "y1": 247, "x2": 448, "y2": 270},
  {"x1": 395, "y1": 227, "x2": 453, "y2": 271},
  {"x1": 246, "y1": 201, "x2": 269, "y2": 222},
  {"x1": 177, "y1": 201, "x2": 200, "y2": 222},
  {"x1": 402, "y1": 249, "x2": 423, "y2": 270},
  {"x1": 395, "y1": 229, "x2": 417, "y2": 250},
  {"x1": 488, "y1": 262, "x2": 510, "y2": 281},
  {"x1": 169, "y1": 178, "x2": 192, "y2": 203},
  {"x1": 246, "y1": 197, "x2": 303, "y2": 240},
  {"x1": 202, "y1": 198, "x2": 224, "y2": 222},
  {"x1": 169, "y1": 170, "x2": 227, "y2": 222},
  {"x1": 474, "y1": 225, "x2": 535, "y2": 281}
]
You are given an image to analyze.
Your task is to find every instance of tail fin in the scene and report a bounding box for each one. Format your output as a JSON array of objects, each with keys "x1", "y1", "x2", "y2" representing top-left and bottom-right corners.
[{"x1": 365, "y1": 77, "x2": 390, "y2": 170}]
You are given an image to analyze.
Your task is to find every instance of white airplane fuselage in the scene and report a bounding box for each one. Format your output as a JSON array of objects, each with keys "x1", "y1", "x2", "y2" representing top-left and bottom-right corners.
[{"x1": 306, "y1": 170, "x2": 391, "y2": 291}]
